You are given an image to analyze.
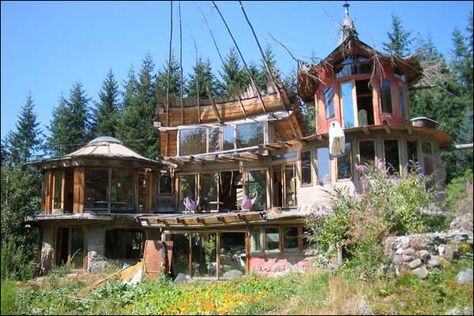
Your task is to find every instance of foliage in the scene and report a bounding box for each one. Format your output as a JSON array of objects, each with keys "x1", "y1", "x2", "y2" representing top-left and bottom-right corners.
[
  {"x1": 186, "y1": 57, "x2": 222, "y2": 98},
  {"x1": 383, "y1": 14, "x2": 413, "y2": 57},
  {"x1": 444, "y1": 169, "x2": 473, "y2": 213},
  {"x1": 1, "y1": 280, "x2": 16, "y2": 315},
  {"x1": 220, "y1": 47, "x2": 251, "y2": 96},
  {"x1": 91, "y1": 69, "x2": 121, "y2": 138},
  {"x1": 306, "y1": 162, "x2": 433, "y2": 277}
]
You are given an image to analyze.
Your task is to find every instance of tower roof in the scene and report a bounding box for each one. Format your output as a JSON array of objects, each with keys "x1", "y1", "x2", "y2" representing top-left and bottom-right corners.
[{"x1": 339, "y1": 1, "x2": 357, "y2": 43}]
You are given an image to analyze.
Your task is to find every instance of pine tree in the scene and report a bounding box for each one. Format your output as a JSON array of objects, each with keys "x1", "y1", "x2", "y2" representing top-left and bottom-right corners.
[
  {"x1": 5, "y1": 94, "x2": 43, "y2": 166},
  {"x1": 220, "y1": 48, "x2": 250, "y2": 96},
  {"x1": 383, "y1": 15, "x2": 412, "y2": 57},
  {"x1": 92, "y1": 69, "x2": 121, "y2": 138},
  {"x1": 118, "y1": 55, "x2": 159, "y2": 159},
  {"x1": 47, "y1": 83, "x2": 90, "y2": 156},
  {"x1": 156, "y1": 54, "x2": 181, "y2": 99},
  {"x1": 186, "y1": 58, "x2": 221, "y2": 98}
]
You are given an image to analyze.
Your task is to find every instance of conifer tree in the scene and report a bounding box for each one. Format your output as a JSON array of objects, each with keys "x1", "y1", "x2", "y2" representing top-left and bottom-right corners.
[
  {"x1": 383, "y1": 15, "x2": 412, "y2": 57},
  {"x1": 92, "y1": 69, "x2": 121, "y2": 138},
  {"x1": 5, "y1": 94, "x2": 43, "y2": 166},
  {"x1": 187, "y1": 58, "x2": 221, "y2": 98},
  {"x1": 220, "y1": 48, "x2": 250, "y2": 95},
  {"x1": 156, "y1": 54, "x2": 181, "y2": 99}
]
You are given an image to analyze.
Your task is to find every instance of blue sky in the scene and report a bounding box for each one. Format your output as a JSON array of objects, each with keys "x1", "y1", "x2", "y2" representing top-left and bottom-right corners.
[{"x1": 1, "y1": 1, "x2": 472, "y2": 138}]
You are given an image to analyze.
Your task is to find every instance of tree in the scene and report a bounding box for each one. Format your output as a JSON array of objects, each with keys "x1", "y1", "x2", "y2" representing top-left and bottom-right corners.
[
  {"x1": 47, "y1": 83, "x2": 91, "y2": 156},
  {"x1": 118, "y1": 54, "x2": 159, "y2": 159},
  {"x1": 91, "y1": 69, "x2": 121, "y2": 138},
  {"x1": 5, "y1": 94, "x2": 43, "y2": 166},
  {"x1": 383, "y1": 15, "x2": 412, "y2": 57},
  {"x1": 220, "y1": 48, "x2": 250, "y2": 96},
  {"x1": 186, "y1": 57, "x2": 222, "y2": 98},
  {"x1": 156, "y1": 53, "x2": 181, "y2": 99}
]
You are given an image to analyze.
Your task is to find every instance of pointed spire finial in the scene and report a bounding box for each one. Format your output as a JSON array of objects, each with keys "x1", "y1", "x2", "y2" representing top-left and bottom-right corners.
[
  {"x1": 343, "y1": 0, "x2": 350, "y2": 17},
  {"x1": 339, "y1": 0, "x2": 357, "y2": 44}
]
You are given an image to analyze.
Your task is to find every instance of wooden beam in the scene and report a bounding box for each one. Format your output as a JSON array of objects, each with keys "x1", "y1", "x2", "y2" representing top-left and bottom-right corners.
[
  {"x1": 384, "y1": 124, "x2": 391, "y2": 135},
  {"x1": 362, "y1": 126, "x2": 370, "y2": 136},
  {"x1": 206, "y1": 85, "x2": 223, "y2": 124}
]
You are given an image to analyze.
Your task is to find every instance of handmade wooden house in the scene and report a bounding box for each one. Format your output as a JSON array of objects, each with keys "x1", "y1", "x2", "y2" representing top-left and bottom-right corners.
[{"x1": 28, "y1": 4, "x2": 452, "y2": 278}]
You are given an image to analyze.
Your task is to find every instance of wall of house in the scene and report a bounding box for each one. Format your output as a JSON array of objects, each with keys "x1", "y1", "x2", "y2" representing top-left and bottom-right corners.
[
  {"x1": 87, "y1": 225, "x2": 107, "y2": 273},
  {"x1": 39, "y1": 225, "x2": 55, "y2": 272},
  {"x1": 249, "y1": 252, "x2": 313, "y2": 276}
]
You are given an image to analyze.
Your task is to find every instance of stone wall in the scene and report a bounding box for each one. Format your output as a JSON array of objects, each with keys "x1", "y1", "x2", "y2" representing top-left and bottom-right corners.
[
  {"x1": 87, "y1": 225, "x2": 107, "y2": 273},
  {"x1": 384, "y1": 230, "x2": 473, "y2": 278}
]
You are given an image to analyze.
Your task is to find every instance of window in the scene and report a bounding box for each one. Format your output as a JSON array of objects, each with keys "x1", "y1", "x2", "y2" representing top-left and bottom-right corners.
[
  {"x1": 236, "y1": 122, "x2": 264, "y2": 148},
  {"x1": 406, "y1": 140, "x2": 418, "y2": 172},
  {"x1": 110, "y1": 168, "x2": 134, "y2": 212},
  {"x1": 384, "y1": 140, "x2": 400, "y2": 175},
  {"x1": 251, "y1": 228, "x2": 262, "y2": 252},
  {"x1": 324, "y1": 87, "x2": 335, "y2": 119},
  {"x1": 341, "y1": 82, "x2": 355, "y2": 128},
  {"x1": 245, "y1": 170, "x2": 267, "y2": 211},
  {"x1": 422, "y1": 142, "x2": 432, "y2": 154},
  {"x1": 84, "y1": 168, "x2": 108, "y2": 211},
  {"x1": 335, "y1": 56, "x2": 372, "y2": 78},
  {"x1": 200, "y1": 173, "x2": 218, "y2": 211},
  {"x1": 208, "y1": 128, "x2": 220, "y2": 153},
  {"x1": 284, "y1": 227, "x2": 299, "y2": 250},
  {"x1": 191, "y1": 233, "x2": 217, "y2": 277},
  {"x1": 337, "y1": 142, "x2": 352, "y2": 180},
  {"x1": 272, "y1": 151, "x2": 297, "y2": 161},
  {"x1": 53, "y1": 170, "x2": 63, "y2": 209},
  {"x1": 284, "y1": 164, "x2": 297, "y2": 207},
  {"x1": 55, "y1": 227, "x2": 85, "y2": 269},
  {"x1": 301, "y1": 151, "x2": 312, "y2": 185},
  {"x1": 180, "y1": 128, "x2": 206, "y2": 156},
  {"x1": 179, "y1": 175, "x2": 196, "y2": 212},
  {"x1": 265, "y1": 228, "x2": 279, "y2": 251},
  {"x1": 219, "y1": 232, "x2": 245, "y2": 277},
  {"x1": 105, "y1": 229, "x2": 143, "y2": 260},
  {"x1": 399, "y1": 87, "x2": 406, "y2": 119},
  {"x1": 317, "y1": 147, "x2": 330, "y2": 184},
  {"x1": 381, "y1": 80, "x2": 393, "y2": 113},
  {"x1": 422, "y1": 142, "x2": 433, "y2": 175},
  {"x1": 223, "y1": 126, "x2": 234, "y2": 150},
  {"x1": 359, "y1": 140, "x2": 375, "y2": 165},
  {"x1": 159, "y1": 175, "x2": 172, "y2": 194}
]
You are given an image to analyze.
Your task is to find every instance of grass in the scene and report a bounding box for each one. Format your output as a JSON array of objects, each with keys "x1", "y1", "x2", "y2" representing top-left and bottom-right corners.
[{"x1": 2, "y1": 259, "x2": 472, "y2": 315}]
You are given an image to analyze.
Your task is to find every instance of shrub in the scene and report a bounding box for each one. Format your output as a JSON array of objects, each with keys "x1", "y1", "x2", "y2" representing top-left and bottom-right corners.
[
  {"x1": 444, "y1": 169, "x2": 473, "y2": 213},
  {"x1": 1, "y1": 280, "x2": 16, "y2": 315}
]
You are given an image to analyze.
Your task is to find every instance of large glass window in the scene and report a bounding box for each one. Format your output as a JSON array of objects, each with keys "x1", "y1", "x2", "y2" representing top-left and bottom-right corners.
[
  {"x1": 105, "y1": 229, "x2": 143, "y2": 260},
  {"x1": 359, "y1": 140, "x2": 375, "y2": 165},
  {"x1": 245, "y1": 170, "x2": 267, "y2": 211},
  {"x1": 341, "y1": 82, "x2": 355, "y2": 128},
  {"x1": 208, "y1": 128, "x2": 220, "y2": 153},
  {"x1": 285, "y1": 164, "x2": 297, "y2": 207},
  {"x1": 110, "y1": 169, "x2": 134, "y2": 212},
  {"x1": 284, "y1": 227, "x2": 299, "y2": 250},
  {"x1": 179, "y1": 175, "x2": 197, "y2": 212},
  {"x1": 159, "y1": 175, "x2": 172, "y2": 194},
  {"x1": 223, "y1": 126, "x2": 234, "y2": 150},
  {"x1": 324, "y1": 87, "x2": 335, "y2": 119},
  {"x1": 406, "y1": 140, "x2": 418, "y2": 172},
  {"x1": 265, "y1": 228, "x2": 279, "y2": 251},
  {"x1": 180, "y1": 128, "x2": 206, "y2": 156},
  {"x1": 301, "y1": 151, "x2": 312, "y2": 185},
  {"x1": 317, "y1": 147, "x2": 330, "y2": 184},
  {"x1": 219, "y1": 232, "x2": 246, "y2": 277},
  {"x1": 191, "y1": 233, "x2": 217, "y2": 277},
  {"x1": 381, "y1": 80, "x2": 393, "y2": 114},
  {"x1": 250, "y1": 228, "x2": 262, "y2": 252},
  {"x1": 335, "y1": 56, "x2": 372, "y2": 78},
  {"x1": 236, "y1": 122, "x2": 264, "y2": 148},
  {"x1": 170, "y1": 234, "x2": 190, "y2": 276},
  {"x1": 200, "y1": 173, "x2": 218, "y2": 211},
  {"x1": 384, "y1": 140, "x2": 400, "y2": 175},
  {"x1": 337, "y1": 142, "x2": 352, "y2": 180},
  {"x1": 84, "y1": 168, "x2": 108, "y2": 211},
  {"x1": 53, "y1": 170, "x2": 63, "y2": 209}
]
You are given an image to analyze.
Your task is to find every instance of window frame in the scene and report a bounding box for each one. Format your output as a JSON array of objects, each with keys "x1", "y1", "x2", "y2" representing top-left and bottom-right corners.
[
  {"x1": 337, "y1": 141, "x2": 352, "y2": 181},
  {"x1": 383, "y1": 139, "x2": 401, "y2": 175},
  {"x1": 380, "y1": 80, "x2": 393, "y2": 114},
  {"x1": 324, "y1": 86, "x2": 335, "y2": 119},
  {"x1": 300, "y1": 150, "x2": 313, "y2": 186},
  {"x1": 316, "y1": 147, "x2": 331, "y2": 185}
]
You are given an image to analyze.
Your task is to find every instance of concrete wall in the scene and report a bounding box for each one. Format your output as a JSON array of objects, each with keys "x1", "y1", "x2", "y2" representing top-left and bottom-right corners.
[{"x1": 87, "y1": 225, "x2": 106, "y2": 273}]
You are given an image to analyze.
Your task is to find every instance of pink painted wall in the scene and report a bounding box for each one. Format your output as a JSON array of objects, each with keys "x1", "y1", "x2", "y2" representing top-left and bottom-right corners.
[{"x1": 249, "y1": 253, "x2": 313, "y2": 275}]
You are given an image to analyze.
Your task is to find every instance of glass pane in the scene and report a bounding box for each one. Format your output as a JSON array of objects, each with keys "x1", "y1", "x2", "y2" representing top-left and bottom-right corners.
[
  {"x1": 265, "y1": 228, "x2": 279, "y2": 251},
  {"x1": 284, "y1": 227, "x2": 299, "y2": 250},
  {"x1": 223, "y1": 126, "x2": 234, "y2": 150},
  {"x1": 381, "y1": 80, "x2": 392, "y2": 113},
  {"x1": 422, "y1": 142, "x2": 432, "y2": 154},
  {"x1": 105, "y1": 229, "x2": 143, "y2": 260},
  {"x1": 208, "y1": 128, "x2": 220, "y2": 153},
  {"x1": 244, "y1": 170, "x2": 267, "y2": 211},
  {"x1": 359, "y1": 140, "x2": 375, "y2": 165},
  {"x1": 179, "y1": 175, "x2": 196, "y2": 212},
  {"x1": 170, "y1": 234, "x2": 190, "y2": 276},
  {"x1": 111, "y1": 169, "x2": 135, "y2": 212},
  {"x1": 53, "y1": 170, "x2": 63, "y2": 209},
  {"x1": 341, "y1": 82, "x2": 355, "y2": 128},
  {"x1": 251, "y1": 228, "x2": 262, "y2": 252},
  {"x1": 384, "y1": 140, "x2": 400, "y2": 175},
  {"x1": 337, "y1": 142, "x2": 352, "y2": 180},
  {"x1": 317, "y1": 147, "x2": 330, "y2": 184},
  {"x1": 180, "y1": 128, "x2": 206, "y2": 156},
  {"x1": 71, "y1": 228, "x2": 84, "y2": 269},
  {"x1": 236, "y1": 122, "x2": 265, "y2": 148},
  {"x1": 407, "y1": 140, "x2": 418, "y2": 172},
  {"x1": 272, "y1": 151, "x2": 297, "y2": 161},
  {"x1": 159, "y1": 175, "x2": 172, "y2": 194},
  {"x1": 219, "y1": 233, "x2": 246, "y2": 277},
  {"x1": 84, "y1": 168, "x2": 108, "y2": 212},
  {"x1": 284, "y1": 165, "x2": 297, "y2": 207},
  {"x1": 191, "y1": 233, "x2": 217, "y2": 278},
  {"x1": 324, "y1": 87, "x2": 335, "y2": 119},
  {"x1": 301, "y1": 151, "x2": 312, "y2": 185},
  {"x1": 399, "y1": 88, "x2": 406, "y2": 119},
  {"x1": 200, "y1": 173, "x2": 218, "y2": 211}
]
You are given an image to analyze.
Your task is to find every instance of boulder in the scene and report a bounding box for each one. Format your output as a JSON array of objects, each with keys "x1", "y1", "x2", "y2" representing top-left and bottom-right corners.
[
  {"x1": 417, "y1": 250, "x2": 430, "y2": 262},
  {"x1": 412, "y1": 266, "x2": 428, "y2": 279},
  {"x1": 456, "y1": 268, "x2": 473, "y2": 285},
  {"x1": 403, "y1": 248, "x2": 415, "y2": 256},
  {"x1": 408, "y1": 258, "x2": 422, "y2": 269},
  {"x1": 427, "y1": 255, "x2": 441, "y2": 268},
  {"x1": 174, "y1": 273, "x2": 191, "y2": 284},
  {"x1": 223, "y1": 270, "x2": 244, "y2": 278}
]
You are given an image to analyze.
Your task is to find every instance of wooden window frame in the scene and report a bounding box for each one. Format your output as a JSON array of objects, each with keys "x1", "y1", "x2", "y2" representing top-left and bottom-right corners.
[
  {"x1": 300, "y1": 150, "x2": 313, "y2": 187},
  {"x1": 357, "y1": 139, "x2": 376, "y2": 166},
  {"x1": 53, "y1": 224, "x2": 88, "y2": 271},
  {"x1": 383, "y1": 138, "x2": 401, "y2": 174},
  {"x1": 282, "y1": 163, "x2": 297, "y2": 208},
  {"x1": 339, "y1": 80, "x2": 359, "y2": 128},
  {"x1": 336, "y1": 141, "x2": 353, "y2": 181},
  {"x1": 316, "y1": 147, "x2": 331, "y2": 185},
  {"x1": 380, "y1": 80, "x2": 393, "y2": 114}
]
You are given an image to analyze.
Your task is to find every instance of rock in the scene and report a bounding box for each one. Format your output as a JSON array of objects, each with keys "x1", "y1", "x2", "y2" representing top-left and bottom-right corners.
[
  {"x1": 402, "y1": 255, "x2": 414, "y2": 262},
  {"x1": 417, "y1": 250, "x2": 430, "y2": 262},
  {"x1": 427, "y1": 255, "x2": 441, "y2": 268},
  {"x1": 400, "y1": 237, "x2": 410, "y2": 249},
  {"x1": 223, "y1": 269, "x2": 243, "y2": 278},
  {"x1": 412, "y1": 266, "x2": 428, "y2": 279},
  {"x1": 395, "y1": 248, "x2": 404, "y2": 255},
  {"x1": 403, "y1": 247, "x2": 415, "y2": 256},
  {"x1": 408, "y1": 258, "x2": 422, "y2": 269},
  {"x1": 438, "y1": 244, "x2": 446, "y2": 256},
  {"x1": 174, "y1": 273, "x2": 190, "y2": 284},
  {"x1": 456, "y1": 268, "x2": 473, "y2": 284}
]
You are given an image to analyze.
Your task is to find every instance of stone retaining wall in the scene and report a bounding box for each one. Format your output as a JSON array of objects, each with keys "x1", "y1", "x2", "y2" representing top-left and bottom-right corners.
[{"x1": 384, "y1": 230, "x2": 473, "y2": 278}]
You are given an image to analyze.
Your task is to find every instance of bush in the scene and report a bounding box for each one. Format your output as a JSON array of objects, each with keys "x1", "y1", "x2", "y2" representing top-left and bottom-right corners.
[
  {"x1": 444, "y1": 169, "x2": 473, "y2": 213},
  {"x1": 1, "y1": 280, "x2": 16, "y2": 315}
]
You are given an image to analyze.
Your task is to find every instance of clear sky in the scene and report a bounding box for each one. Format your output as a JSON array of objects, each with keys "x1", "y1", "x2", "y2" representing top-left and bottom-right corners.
[{"x1": 1, "y1": 1, "x2": 472, "y2": 138}]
